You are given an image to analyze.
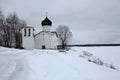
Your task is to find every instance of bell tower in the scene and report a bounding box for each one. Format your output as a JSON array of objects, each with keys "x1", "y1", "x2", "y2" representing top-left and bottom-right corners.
[{"x1": 21, "y1": 27, "x2": 34, "y2": 49}]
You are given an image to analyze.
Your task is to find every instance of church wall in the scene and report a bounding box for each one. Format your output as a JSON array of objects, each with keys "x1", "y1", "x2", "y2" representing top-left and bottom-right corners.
[
  {"x1": 42, "y1": 26, "x2": 51, "y2": 31},
  {"x1": 50, "y1": 33, "x2": 58, "y2": 49},
  {"x1": 34, "y1": 32, "x2": 58, "y2": 49},
  {"x1": 21, "y1": 28, "x2": 34, "y2": 49}
]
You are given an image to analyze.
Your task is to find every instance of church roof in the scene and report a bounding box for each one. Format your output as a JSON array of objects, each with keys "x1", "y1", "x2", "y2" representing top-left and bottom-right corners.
[
  {"x1": 41, "y1": 17, "x2": 52, "y2": 26},
  {"x1": 35, "y1": 31, "x2": 58, "y2": 37}
]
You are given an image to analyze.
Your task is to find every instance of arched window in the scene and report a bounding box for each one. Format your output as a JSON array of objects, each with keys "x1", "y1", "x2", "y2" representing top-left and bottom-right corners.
[
  {"x1": 24, "y1": 28, "x2": 27, "y2": 36},
  {"x1": 28, "y1": 29, "x2": 31, "y2": 37}
]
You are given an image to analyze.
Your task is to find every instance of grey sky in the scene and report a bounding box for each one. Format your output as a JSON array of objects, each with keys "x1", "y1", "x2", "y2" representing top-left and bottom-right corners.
[{"x1": 0, "y1": 0, "x2": 120, "y2": 44}]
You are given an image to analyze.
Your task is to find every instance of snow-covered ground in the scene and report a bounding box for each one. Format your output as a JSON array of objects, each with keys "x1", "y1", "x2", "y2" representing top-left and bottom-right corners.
[{"x1": 0, "y1": 46, "x2": 120, "y2": 80}]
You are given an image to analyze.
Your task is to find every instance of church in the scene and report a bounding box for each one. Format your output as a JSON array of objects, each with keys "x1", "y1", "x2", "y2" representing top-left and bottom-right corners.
[{"x1": 21, "y1": 16, "x2": 58, "y2": 49}]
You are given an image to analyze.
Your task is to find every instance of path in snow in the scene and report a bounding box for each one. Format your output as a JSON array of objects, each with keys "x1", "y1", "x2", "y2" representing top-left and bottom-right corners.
[{"x1": 0, "y1": 52, "x2": 29, "y2": 80}]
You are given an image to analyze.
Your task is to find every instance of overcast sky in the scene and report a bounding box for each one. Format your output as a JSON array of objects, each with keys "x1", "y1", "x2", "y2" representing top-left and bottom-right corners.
[{"x1": 0, "y1": 0, "x2": 120, "y2": 44}]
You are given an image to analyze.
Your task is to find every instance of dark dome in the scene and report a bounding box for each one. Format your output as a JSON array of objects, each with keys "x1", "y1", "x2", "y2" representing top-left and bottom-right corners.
[{"x1": 41, "y1": 17, "x2": 52, "y2": 26}]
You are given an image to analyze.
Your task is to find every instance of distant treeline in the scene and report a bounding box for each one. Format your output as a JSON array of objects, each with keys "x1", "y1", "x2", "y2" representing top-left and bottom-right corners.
[
  {"x1": 57, "y1": 44, "x2": 120, "y2": 49},
  {"x1": 66, "y1": 44, "x2": 120, "y2": 47}
]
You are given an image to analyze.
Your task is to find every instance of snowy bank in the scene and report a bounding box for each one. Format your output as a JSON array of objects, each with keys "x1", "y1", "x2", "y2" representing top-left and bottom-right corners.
[{"x1": 0, "y1": 46, "x2": 120, "y2": 80}]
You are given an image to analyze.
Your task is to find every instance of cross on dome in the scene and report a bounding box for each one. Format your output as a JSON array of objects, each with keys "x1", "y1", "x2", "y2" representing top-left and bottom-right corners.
[{"x1": 46, "y1": 12, "x2": 48, "y2": 17}]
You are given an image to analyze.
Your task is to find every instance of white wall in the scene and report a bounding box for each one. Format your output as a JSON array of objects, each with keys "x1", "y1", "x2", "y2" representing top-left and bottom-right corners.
[
  {"x1": 42, "y1": 26, "x2": 51, "y2": 31},
  {"x1": 34, "y1": 32, "x2": 58, "y2": 49},
  {"x1": 21, "y1": 28, "x2": 34, "y2": 49},
  {"x1": 51, "y1": 33, "x2": 58, "y2": 49}
]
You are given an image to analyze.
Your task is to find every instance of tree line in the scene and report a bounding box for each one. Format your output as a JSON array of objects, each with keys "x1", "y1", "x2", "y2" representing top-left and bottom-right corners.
[{"x1": 0, "y1": 10, "x2": 27, "y2": 48}]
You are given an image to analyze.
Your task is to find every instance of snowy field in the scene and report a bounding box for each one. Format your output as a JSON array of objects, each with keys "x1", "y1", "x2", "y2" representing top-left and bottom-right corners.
[{"x1": 0, "y1": 46, "x2": 120, "y2": 80}]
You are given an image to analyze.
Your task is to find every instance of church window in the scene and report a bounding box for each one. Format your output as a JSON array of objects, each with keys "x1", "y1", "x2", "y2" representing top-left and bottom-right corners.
[
  {"x1": 28, "y1": 29, "x2": 31, "y2": 37},
  {"x1": 24, "y1": 29, "x2": 27, "y2": 37}
]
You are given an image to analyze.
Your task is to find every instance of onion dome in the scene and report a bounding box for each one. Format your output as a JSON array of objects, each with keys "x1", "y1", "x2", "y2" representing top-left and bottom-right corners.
[{"x1": 41, "y1": 17, "x2": 52, "y2": 26}]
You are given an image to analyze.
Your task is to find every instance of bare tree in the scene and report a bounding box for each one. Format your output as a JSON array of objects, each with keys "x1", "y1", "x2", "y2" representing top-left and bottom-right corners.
[
  {"x1": 6, "y1": 13, "x2": 26, "y2": 48},
  {"x1": 0, "y1": 11, "x2": 26, "y2": 48},
  {"x1": 56, "y1": 25, "x2": 72, "y2": 49},
  {"x1": 0, "y1": 10, "x2": 6, "y2": 46},
  {"x1": 0, "y1": 10, "x2": 3, "y2": 46}
]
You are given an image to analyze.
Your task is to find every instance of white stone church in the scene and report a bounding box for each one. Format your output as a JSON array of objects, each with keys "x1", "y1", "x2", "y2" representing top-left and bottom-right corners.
[{"x1": 21, "y1": 16, "x2": 58, "y2": 49}]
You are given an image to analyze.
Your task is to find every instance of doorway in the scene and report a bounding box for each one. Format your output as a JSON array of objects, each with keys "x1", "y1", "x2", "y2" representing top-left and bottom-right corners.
[{"x1": 42, "y1": 45, "x2": 46, "y2": 49}]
